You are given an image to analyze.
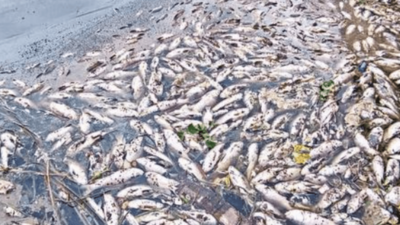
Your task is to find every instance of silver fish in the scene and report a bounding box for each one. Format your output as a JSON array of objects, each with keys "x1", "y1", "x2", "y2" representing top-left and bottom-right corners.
[
  {"x1": 372, "y1": 155, "x2": 384, "y2": 185},
  {"x1": 145, "y1": 172, "x2": 179, "y2": 193},
  {"x1": 123, "y1": 199, "x2": 164, "y2": 211},
  {"x1": 64, "y1": 158, "x2": 88, "y2": 185},
  {"x1": 85, "y1": 168, "x2": 143, "y2": 195},
  {"x1": 385, "y1": 159, "x2": 400, "y2": 185},
  {"x1": 286, "y1": 209, "x2": 335, "y2": 225},
  {"x1": 202, "y1": 143, "x2": 224, "y2": 173},
  {"x1": 246, "y1": 143, "x2": 258, "y2": 180},
  {"x1": 256, "y1": 184, "x2": 292, "y2": 211},
  {"x1": 215, "y1": 142, "x2": 243, "y2": 173},
  {"x1": 137, "y1": 157, "x2": 168, "y2": 175},
  {"x1": 163, "y1": 129, "x2": 189, "y2": 158},
  {"x1": 103, "y1": 194, "x2": 120, "y2": 225},
  {"x1": 49, "y1": 102, "x2": 79, "y2": 120},
  {"x1": 1, "y1": 132, "x2": 20, "y2": 151},
  {"x1": 0, "y1": 179, "x2": 14, "y2": 194},
  {"x1": 177, "y1": 210, "x2": 217, "y2": 225},
  {"x1": 228, "y1": 166, "x2": 252, "y2": 193},
  {"x1": 116, "y1": 185, "x2": 153, "y2": 198},
  {"x1": 178, "y1": 157, "x2": 205, "y2": 181}
]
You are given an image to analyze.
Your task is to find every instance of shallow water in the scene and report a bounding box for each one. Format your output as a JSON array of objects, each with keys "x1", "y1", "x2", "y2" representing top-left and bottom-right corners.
[{"x1": 0, "y1": 0, "x2": 400, "y2": 224}]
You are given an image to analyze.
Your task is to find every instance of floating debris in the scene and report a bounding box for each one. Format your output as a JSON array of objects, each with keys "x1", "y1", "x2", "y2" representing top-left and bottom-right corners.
[{"x1": 0, "y1": 180, "x2": 14, "y2": 195}]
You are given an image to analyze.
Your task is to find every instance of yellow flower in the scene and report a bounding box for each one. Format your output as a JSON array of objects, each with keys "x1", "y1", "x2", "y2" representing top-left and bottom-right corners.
[{"x1": 293, "y1": 144, "x2": 311, "y2": 164}]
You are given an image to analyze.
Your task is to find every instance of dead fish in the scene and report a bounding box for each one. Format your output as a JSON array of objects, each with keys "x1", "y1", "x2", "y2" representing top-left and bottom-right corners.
[
  {"x1": 220, "y1": 84, "x2": 248, "y2": 98},
  {"x1": 145, "y1": 172, "x2": 180, "y2": 194},
  {"x1": 202, "y1": 143, "x2": 224, "y2": 173},
  {"x1": 331, "y1": 147, "x2": 360, "y2": 165},
  {"x1": 1, "y1": 147, "x2": 10, "y2": 169},
  {"x1": 216, "y1": 108, "x2": 249, "y2": 124},
  {"x1": 23, "y1": 82, "x2": 44, "y2": 96},
  {"x1": 3, "y1": 206, "x2": 23, "y2": 217},
  {"x1": 132, "y1": 75, "x2": 145, "y2": 100},
  {"x1": 14, "y1": 97, "x2": 37, "y2": 109},
  {"x1": 125, "y1": 137, "x2": 143, "y2": 163},
  {"x1": 177, "y1": 210, "x2": 217, "y2": 225},
  {"x1": 79, "y1": 112, "x2": 92, "y2": 134},
  {"x1": 290, "y1": 114, "x2": 306, "y2": 137},
  {"x1": 116, "y1": 185, "x2": 153, "y2": 198},
  {"x1": 383, "y1": 122, "x2": 400, "y2": 143},
  {"x1": 0, "y1": 89, "x2": 18, "y2": 97},
  {"x1": 252, "y1": 167, "x2": 282, "y2": 185},
  {"x1": 123, "y1": 199, "x2": 164, "y2": 211},
  {"x1": 67, "y1": 130, "x2": 107, "y2": 156},
  {"x1": 286, "y1": 209, "x2": 335, "y2": 225},
  {"x1": 385, "y1": 159, "x2": 400, "y2": 185},
  {"x1": 130, "y1": 119, "x2": 153, "y2": 136},
  {"x1": 103, "y1": 194, "x2": 121, "y2": 225},
  {"x1": 85, "y1": 168, "x2": 144, "y2": 195},
  {"x1": 169, "y1": 37, "x2": 182, "y2": 51},
  {"x1": 149, "y1": 6, "x2": 163, "y2": 13},
  {"x1": 163, "y1": 129, "x2": 189, "y2": 158},
  {"x1": 190, "y1": 89, "x2": 220, "y2": 112},
  {"x1": 12, "y1": 79, "x2": 27, "y2": 89},
  {"x1": 0, "y1": 179, "x2": 14, "y2": 194},
  {"x1": 49, "y1": 102, "x2": 79, "y2": 120},
  {"x1": 347, "y1": 190, "x2": 367, "y2": 214},
  {"x1": 1, "y1": 131, "x2": 20, "y2": 151},
  {"x1": 386, "y1": 137, "x2": 400, "y2": 155},
  {"x1": 64, "y1": 158, "x2": 88, "y2": 185},
  {"x1": 354, "y1": 132, "x2": 379, "y2": 156},
  {"x1": 256, "y1": 184, "x2": 292, "y2": 211},
  {"x1": 158, "y1": 33, "x2": 175, "y2": 42},
  {"x1": 319, "y1": 99, "x2": 338, "y2": 127},
  {"x1": 385, "y1": 186, "x2": 400, "y2": 206},
  {"x1": 368, "y1": 127, "x2": 383, "y2": 149},
  {"x1": 372, "y1": 155, "x2": 384, "y2": 185},
  {"x1": 228, "y1": 166, "x2": 252, "y2": 193},
  {"x1": 246, "y1": 143, "x2": 259, "y2": 180},
  {"x1": 215, "y1": 142, "x2": 243, "y2": 173},
  {"x1": 178, "y1": 157, "x2": 205, "y2": 181},
  {"x1": 84, "y1": 109, "x2": 114, "y2": 125},
  {"x1": 137, "y1": 157, "x2": 168, "y2": 175},
  {"x1": 212, "y1": 93, "x2": 243, "y2": 112},
  {"x1": 143, "y1": 146, "x2": 173, "y2": 166}
]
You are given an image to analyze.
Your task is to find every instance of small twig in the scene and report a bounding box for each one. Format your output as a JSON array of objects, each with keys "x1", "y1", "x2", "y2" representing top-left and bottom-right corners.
[
  {"x1": 51, "y1": 176, "x2": 107, "y2": 225},
  {"x1": 46, "y1": 159, "x2": 62, "y2": 225},
  {"x1": 1, "y1": 167, "x2": 67, "y2": 177},
  {"x1": 73, "y1": 204, "x2": 92, "y2": 225}
]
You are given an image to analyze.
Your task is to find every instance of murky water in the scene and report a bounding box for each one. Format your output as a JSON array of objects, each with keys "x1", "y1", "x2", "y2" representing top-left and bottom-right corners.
[{"x1": 0, "y1": 0, "x2": 400, "y2": 224}]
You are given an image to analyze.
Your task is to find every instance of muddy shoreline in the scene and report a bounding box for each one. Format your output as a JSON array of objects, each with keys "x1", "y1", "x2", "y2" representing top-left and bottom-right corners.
[{"x1": 0, "y1": 0, "x2": 170, "y2": 85}]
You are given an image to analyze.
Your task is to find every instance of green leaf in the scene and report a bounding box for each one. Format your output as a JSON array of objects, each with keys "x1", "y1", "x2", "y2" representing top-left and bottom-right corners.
[
  {"x1": 321, "y1": 80, "x2": 334, "y2": 90},
  {"x1": 180, "y1": 195, "x2": 190, "y2": 204},
  {"x1": 319, "y1": 94, "x2": 327, "y2": 101},
  {"x1": 90, "y1": 168, "x2": 110, "y2": 182},
  {"x1": 187, "y1": 124, "x2": 199, "y2": 134},
  {"x1": 197, "y1": 124, "x2": 207, "y2": 133},
  {"x1": 201, "y1": 133, "x2": 210, "y2": 139},
  {"x1": 208, "y1": 121, "x2": 217, "y2": 128},
  {"x1": 325, "y1": 80, "x2": 332, "y2": 86},
  {"x1": 206, "y1": 140, "x2": 217, "y2": 149},
  {"x1": 177, "y1": 131, "x2": 185, "y2": 141},
  {"x1": 320, "y1": 90, "x2": 329, "y2": 97}
]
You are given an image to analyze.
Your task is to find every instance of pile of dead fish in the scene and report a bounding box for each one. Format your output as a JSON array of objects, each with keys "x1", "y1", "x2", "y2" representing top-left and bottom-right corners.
[{"x1": 1, "y1": 0, "x2": 400, "y2": 224}]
